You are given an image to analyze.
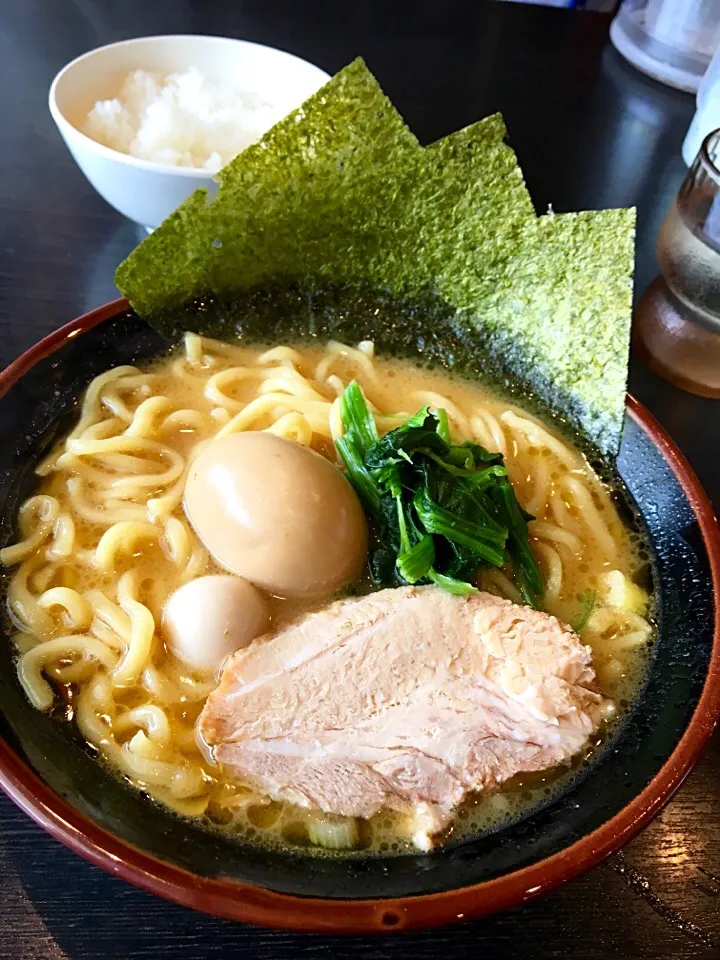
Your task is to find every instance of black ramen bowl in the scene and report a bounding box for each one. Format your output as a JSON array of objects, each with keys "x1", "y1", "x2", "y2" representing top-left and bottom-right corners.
[{"x1": 0, "y1": 298, "x2": 718, "y2": 933}]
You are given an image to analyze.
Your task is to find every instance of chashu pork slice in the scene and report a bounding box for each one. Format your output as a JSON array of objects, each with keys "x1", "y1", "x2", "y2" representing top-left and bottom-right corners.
[{"x1": 199, "y1": 585, "x2": 610, "y2": 847}]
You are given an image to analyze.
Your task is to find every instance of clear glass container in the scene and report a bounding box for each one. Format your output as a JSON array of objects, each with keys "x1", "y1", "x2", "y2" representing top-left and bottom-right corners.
[
  {"x1": 683, "y1": 42, "x2": 720, "y2": 164},
  {"x1": 610, "y1": 0, "x2": 720, "y2": 92},
  {"x1": 635, "y1": 128, "x2": 720, "y2": 396}
]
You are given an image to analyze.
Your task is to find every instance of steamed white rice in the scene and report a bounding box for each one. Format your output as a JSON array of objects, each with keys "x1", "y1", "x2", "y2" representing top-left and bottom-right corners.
[{"x1": 83, "y1": 68, "x2": 284, "y2": 172}]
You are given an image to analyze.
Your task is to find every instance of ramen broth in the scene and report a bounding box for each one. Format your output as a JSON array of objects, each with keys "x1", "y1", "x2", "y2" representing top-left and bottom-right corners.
[{"x1": 2, "y1": 337, "x2": 652, "y2": 854}]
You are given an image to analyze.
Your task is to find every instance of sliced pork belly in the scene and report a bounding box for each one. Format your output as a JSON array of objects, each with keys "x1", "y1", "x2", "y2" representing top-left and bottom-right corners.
[{"x1": 199, "y1": 586, "x2": 609, "y2": 846}]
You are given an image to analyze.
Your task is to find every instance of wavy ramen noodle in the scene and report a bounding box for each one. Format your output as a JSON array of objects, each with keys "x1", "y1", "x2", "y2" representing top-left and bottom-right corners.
[{"x1": 1, "y1": 336, "x2": 652, "y2": 851}]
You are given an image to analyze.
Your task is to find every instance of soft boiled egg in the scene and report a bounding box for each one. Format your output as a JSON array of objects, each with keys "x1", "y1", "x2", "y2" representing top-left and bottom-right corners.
[
  {"x1": 183, "y1": 432, "x2": 368, "y2": 597},
  {"x1": 162, "y1": 574, "x2": 269, "y2": 671}
]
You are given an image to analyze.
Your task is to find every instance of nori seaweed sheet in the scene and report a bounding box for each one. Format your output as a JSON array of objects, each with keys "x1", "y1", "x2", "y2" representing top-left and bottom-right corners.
[{"x1": 115, "y1": 59, "x2": 635, "y2": 457}]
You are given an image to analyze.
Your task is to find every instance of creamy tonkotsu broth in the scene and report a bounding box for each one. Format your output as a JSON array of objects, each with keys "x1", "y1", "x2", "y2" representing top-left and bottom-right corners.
[{"x1": 1, "y1": 336, "x2": 653, "y2": 854}]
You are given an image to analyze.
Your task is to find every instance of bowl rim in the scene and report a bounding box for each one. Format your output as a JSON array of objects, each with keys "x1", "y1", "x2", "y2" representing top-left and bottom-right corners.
[
  {"x1": 48, "y1": 34, "x2": 331, "y2": 179},
  {"x1": 0, "y1": 297, "x2": 719, "y2": 933}
]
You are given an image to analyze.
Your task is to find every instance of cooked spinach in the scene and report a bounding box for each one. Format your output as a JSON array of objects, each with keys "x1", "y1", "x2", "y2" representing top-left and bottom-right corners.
[{"x1": 335, "y1": 381, "x2": 543, "y2": 606}]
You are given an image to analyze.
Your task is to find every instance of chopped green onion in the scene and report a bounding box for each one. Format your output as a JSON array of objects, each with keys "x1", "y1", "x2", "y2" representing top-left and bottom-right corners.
[
  {"x1": 599, "y1": 571, "x2": 648, "y2": 616},
  {"x1": 571, "y1": 589, "x2": 597, "y2": 632},
  {"x1": 307, "y1": 814, "x2": 360, "y2": 850}
]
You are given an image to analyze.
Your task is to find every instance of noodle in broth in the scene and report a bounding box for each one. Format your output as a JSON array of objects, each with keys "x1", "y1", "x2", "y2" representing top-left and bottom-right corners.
[{"x1": 1, "y1": 336, "x2": 652, "y2": 853}]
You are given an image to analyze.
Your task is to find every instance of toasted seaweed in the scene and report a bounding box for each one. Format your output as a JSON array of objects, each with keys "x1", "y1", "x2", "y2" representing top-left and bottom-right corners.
[
  {"x1": 115, "y1": 58, "x2": 420, "y2": 315},
  {"x1": 115, "y1": 58, "x2": 635, "y2": 456},
  {"x1": 470, "y1": 208, "x2": 636, "y2": 455}
]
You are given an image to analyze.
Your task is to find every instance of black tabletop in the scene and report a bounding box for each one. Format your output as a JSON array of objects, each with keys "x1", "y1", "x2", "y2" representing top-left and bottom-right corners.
[{"x1": 2, "y1": 2, "x2": 720, "y2": 958}]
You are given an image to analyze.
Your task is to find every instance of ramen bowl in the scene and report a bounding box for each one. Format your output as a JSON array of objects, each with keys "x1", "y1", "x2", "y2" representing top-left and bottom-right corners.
[{"x1": 0, "y1": 298, "x2": 718, "y2": 933}]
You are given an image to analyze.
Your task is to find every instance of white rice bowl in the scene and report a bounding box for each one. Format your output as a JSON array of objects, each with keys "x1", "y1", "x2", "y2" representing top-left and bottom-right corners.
[{"x1": 84, "y1": 67, "x2": 285, "y2": 172}]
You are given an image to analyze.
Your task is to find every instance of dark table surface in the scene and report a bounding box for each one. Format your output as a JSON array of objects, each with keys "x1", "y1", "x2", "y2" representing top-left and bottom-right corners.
[{"x1": 1, "y1": 2, "x2": 720, "y2": 958}]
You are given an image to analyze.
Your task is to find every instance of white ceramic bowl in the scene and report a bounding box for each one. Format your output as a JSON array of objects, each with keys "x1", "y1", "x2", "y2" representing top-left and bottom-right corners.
[{"x1": 49, "y1": 35, "x2": 331, "y2": 231}]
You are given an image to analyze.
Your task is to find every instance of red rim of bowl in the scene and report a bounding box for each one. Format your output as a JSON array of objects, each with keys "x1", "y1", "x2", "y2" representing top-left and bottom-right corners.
[{"x1": 0, "y1": 298, "x2": 719, "y2": 933}]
